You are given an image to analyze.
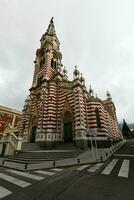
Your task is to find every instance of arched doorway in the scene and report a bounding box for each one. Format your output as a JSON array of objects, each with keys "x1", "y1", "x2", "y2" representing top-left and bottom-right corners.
[
  {"x1": 30, "y1": 126, "x2": 37, "y2": 143},
  {"x1": 30, "y1": 116, "x2": 38, "y2": 143},
  {"x1": 63, "y1": 111, "x2": 73, "y2": 143}
]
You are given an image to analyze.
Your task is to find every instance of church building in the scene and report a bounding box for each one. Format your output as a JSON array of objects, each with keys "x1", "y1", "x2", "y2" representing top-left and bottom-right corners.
[{"x1": 20, "y1": 18, "x2": 122, "y2": 149}]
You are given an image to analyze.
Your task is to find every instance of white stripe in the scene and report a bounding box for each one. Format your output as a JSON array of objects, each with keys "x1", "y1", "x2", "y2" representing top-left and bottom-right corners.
[
  {"x1": 77, "y1": 165, "x2": 90, "y2": 171},
  {"x1": 118, "y1": 160, "x2": 130, "y2": 178},
  {"x1": 88, "y1": 163, "x2": 103, "y2": 172},
  {"x1": 7, "y1": 169, "x2": 44, "y2": 181},
  {"x1": 0, "y1": 173, "x2": 31, "y2": 188},
  {"x1": 0, "y1": 186, "x2": 12, "y2": 199},
  {"x1": 50, "y1": 168, "x2": 63, "y2": 172},
  {"x1": 34, "y1": 170, "x2": 55, "y2": 176},
  {"x1": 102, "y1": 159, "x2": 118, "y2": 175}
]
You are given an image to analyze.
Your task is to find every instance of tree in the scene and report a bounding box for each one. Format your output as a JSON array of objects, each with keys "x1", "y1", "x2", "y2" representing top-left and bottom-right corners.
[
  {"x1": 129, "y1": 130, "x2": 134, "y2": 138},
  {"x1": 122, "y1": 119, "x2": 131, "y2": 138}
]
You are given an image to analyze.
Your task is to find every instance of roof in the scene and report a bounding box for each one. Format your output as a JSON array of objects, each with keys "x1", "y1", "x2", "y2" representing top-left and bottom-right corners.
[{"x1": 0, "y1": 105, "x2": 22, "y2": 115}]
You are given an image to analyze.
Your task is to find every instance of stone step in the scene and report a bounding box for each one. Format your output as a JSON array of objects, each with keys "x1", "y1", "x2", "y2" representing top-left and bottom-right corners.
[
  {"x1": 5, "y1": 158, "x2": 70, "y2": 163},
  {"x1": 6, "y1": 148, "x2": 82, "y2": 163},
  {"x1": 6, "y1": 156, "x2": 76, "y2": 161},
  {"x1": 5, "y1": 155, "x2": 78, "y2": 163},
  {"x1": 10, "y1": 151, "x2": 81, "y2": 157},
  {"x1": 52, "y1": 143, "x2": 80, "y2": 150},
  {"x1": 10, "y1": 154, "x2": 79, "y2": 159},
  {"x1": 16, "y1": 152, "x2": 81, "y2": 157},
  {"x1": 8, "y1": 155, "x2": 77, "y2": 159},
  {"x1": 21, "y1": 142, "x2": 42, "y2": 151},
  {"x1": 5, "y1": 142, "x2": 83, "y2": 164}
]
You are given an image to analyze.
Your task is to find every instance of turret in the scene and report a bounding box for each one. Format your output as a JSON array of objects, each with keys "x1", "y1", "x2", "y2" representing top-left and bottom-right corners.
[
  {"x1": 73, "y1": 66, "x2": 80, "y2": 79},
  {"x1": 63, "y1": 66, "x2": 68, "y2": 80},
  {"x1": 89, "y1": 85, "x2": 94, "y2": 97},
  {"x1": 107, "y1": 91, "x2": 112, "y2": 101},
  {"x1": 80, "y1": 73, "x2": 85, "y2": 85}
]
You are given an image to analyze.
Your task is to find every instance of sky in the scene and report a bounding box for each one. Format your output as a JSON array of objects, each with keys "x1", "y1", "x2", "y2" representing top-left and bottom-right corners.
[{"x1": 0, "y1": 0, "x2": 134, "y2": 123}]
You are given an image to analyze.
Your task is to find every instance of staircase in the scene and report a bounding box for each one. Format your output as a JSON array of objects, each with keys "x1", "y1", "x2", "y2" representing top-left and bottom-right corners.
[
  {"x1": 5, "y1": 142, "x2": 83, "y2": 164},
  {"x1": 21, "y1": 142, "x2": 42, "y2": 151}
]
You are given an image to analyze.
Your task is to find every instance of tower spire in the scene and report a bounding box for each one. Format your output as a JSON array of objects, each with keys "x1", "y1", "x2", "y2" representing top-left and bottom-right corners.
[
  {"x1": 107, "y1": 91, "x2": 112, "y2": 100},
  {"x1": 40, "y1": 17, "x2": 60, "y2": 48},
  {"x1": 50, "y1": 17, "x2": 54, "y2": 23},
  {"x1": 46, "y1": 17, "x2": 56, "y2": 36}
]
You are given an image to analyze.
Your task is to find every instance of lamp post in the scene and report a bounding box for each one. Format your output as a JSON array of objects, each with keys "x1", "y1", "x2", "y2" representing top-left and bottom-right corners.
[
  {"x1": 86, "y1": 128, "x2": 98, "y2": 161},
  {"x1": 93, "y1": 128, "x2": 99, "y2": 160},
  {"x1": 86, "y1": 128, "x2": 94, "y2": 161}
]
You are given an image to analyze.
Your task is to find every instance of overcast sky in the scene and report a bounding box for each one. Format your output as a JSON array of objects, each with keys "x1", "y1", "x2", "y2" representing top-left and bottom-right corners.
[{"x1": 0, "y1": 0, "x2": 134, "y2": 123}]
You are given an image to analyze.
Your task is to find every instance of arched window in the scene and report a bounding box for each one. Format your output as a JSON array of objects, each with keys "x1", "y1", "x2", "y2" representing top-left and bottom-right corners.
[
  {"x1": 54, "y1": 61, "x2": 57, "y2": 69},
  {"x1": 51, "y1": 58, "x2": 54, "y2": 68},
  {"x1": 40, "y1": 60, "x2": 43, "y2": 68},
  {"x1": 51, "y1": 57, "x2": 57, "y2": 69},
  {"x1": 95, "y1": 108, "x2": 101, "y2": 128},
  {"x1": 37, "y1": 75, "x2": 43, "y2": 86}
]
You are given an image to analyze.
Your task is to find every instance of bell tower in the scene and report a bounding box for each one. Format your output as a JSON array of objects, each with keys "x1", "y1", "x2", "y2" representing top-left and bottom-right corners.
[{"x1": 31, "y1": 17, "x2": 62, "y2": 88}]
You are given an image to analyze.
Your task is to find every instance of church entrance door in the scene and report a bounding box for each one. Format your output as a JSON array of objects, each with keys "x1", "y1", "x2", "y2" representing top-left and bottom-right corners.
[
  {"x1": 64, "y1": 122, "x2": 73, "y2": 142},
  {"x1": 63, "y1": 111, "x2": 73, "y2": 143},
  {"x1": 30, "y1": 126, "x2": 37, "y2": 143}
]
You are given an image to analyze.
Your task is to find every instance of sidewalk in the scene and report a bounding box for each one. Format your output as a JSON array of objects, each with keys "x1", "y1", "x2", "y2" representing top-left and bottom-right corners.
[{"x1": 0, "y1": 140, "x2": 125, "y2": 171}]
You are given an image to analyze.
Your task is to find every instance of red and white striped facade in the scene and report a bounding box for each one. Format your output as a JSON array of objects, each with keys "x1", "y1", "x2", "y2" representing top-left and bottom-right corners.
[{"x1": 21, "y1": 19, "x2": 122, "y2": 149}]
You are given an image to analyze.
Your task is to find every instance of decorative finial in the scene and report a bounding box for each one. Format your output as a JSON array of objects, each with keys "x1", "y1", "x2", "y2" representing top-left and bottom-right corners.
[
  {"x1": 107, "y1": 91, "x2": 112, "y2": 99},
  {"x1": 92, "y1": 90, "x2": 94, "y2": 97},
  {"x1": 73, "y1": 65, "x2": 80, "y2": 79},
  {"x1": 89, "y1": 85, "x2": 93, "y2": 96},
  {"x1": 75, "y1": 65, "x2": 77, "y2": 70},
  {"x1": 63, "y1": 66, "x2": 67, "y2": 74},
  {"x1": 80, "y1": 73, "x2": 85, "y2": 85}
]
